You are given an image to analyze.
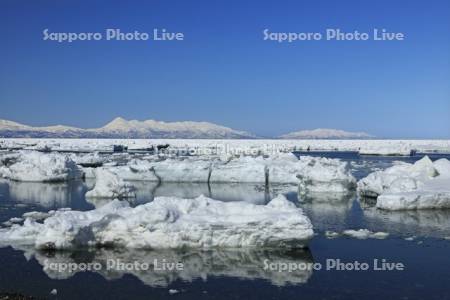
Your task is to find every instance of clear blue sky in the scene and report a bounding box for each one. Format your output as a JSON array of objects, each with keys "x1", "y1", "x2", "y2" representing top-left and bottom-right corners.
[{"x1": 1, "y1": 0, "x2": 449, "y2": 138}]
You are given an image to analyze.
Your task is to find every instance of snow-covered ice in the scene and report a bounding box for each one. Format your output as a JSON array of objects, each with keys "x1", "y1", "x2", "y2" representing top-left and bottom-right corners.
[
  {"x1": 342, "y1": 229, "x2": 389, "y2": 239},
  {"x1": 0, "y1": 195, "x2": 313, "y2": 250},
  {"x1": 210, "y1": 156, "x2": 267, "y2": 183},
  {"x1": 0, "y1": 151, "x2": 82, "y2": 182},
  {"x1": 296, "y1": 156, "x2": 356, "y2": 194},
  {"x1": 107, "y1": 159, "x2": 159, "y2": 181},
  {"x1": 358, "y1": 157, "x2": 450, "y2": 210},
  {"x1": 2, "y1": 138, "x2": 449, "y2": 157},
  {"x1": 152, "y1": 158, "x2": 212, "y2": 182},
  {"x1": 85, "y1": 168, "x2": 136, "y2": 199}
]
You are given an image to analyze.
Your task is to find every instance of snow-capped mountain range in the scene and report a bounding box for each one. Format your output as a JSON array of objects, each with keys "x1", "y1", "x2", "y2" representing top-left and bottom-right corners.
[
  {"x1": 0, "y1": 118, "x2": 257, "y2": 139},
  {"x1": 0, "y1": 118, "x2": 373, "y2": 139},
  {"x1": 279, "y1": 128, "x2": 374, "y2": 139}
]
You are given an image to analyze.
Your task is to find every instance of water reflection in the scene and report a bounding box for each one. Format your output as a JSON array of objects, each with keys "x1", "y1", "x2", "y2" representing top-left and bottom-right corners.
[
  {"x1": 16, "y1": 247, "x2": 314, "y2": 287},
  {"x1": 299, "y1": 192, "x2": 355, "y2": 232},
  {"x1": 362, "y1": 207, "x2": 450, "y2": 239},
  {"x1": 1, "y1": 179, "x2": 88, "y2": 209}
]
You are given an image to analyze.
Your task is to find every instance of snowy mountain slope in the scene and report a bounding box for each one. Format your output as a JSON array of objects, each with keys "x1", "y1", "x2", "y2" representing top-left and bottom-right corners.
[
  {"x1": 0, "y1": 117, "x2": 257, "y2": 139},
  {"x1": 279, "y1": 128, "x2": 374, "y2": 139}
]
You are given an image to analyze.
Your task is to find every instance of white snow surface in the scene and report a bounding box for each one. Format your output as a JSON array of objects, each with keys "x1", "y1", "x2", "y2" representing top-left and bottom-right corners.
[
  {"x1": 0, "y1": 194, "x2": 313, "y2": 250},
  {"x1": 0, "y1": 151, "x2": 82, "y2": 182},
  {"x1": 296, "y1": 156, "x2": 356, "y2": 194},
  {"x1": 342, "y1": 229, "x2": 389, "y2": 239},
  {"x1": 358, "y1": 157, "x2": 450, "y2": 210},
  {"x1": 1, "y1": 138, "x2": 449, "y2": 156},
  {"x1": 85, "y1": 168, "x2": 136, "y2": 199}
]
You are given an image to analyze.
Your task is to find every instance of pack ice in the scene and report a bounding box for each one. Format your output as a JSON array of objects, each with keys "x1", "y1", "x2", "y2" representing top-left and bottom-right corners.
[
  {"x1": 0, "y1": 151, "x2": 82, "y2": 182},
  {"x1": 99, "y1": 153, "x2": 356, "y2": 190},
  {"x1": 358, "y1": 156, "x2": 450, "y2": 210},
  {"x1": 0, "y1": 195, "x2": 313, "y2": 250},
  {"x1": 85, "y1": 168, "x2": 136, "y2": 199}
]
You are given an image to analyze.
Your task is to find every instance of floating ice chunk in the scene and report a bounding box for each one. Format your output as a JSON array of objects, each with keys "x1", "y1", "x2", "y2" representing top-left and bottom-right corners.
[
  {"x1": 434, "y1": 158, "x2": 450, "y2": 177},
  {"x1": 357, "y1": 156, "x2": 438, "y2": 198},
  {"x1": 210, "y1": 156, "x2": 267, "y2": 183},
  {"x1": 86, "y1": 168, "x2": 136, "y2": 199},
  {"x1": 71, "y1": 152, "x2": 106, "y2": 167},
  {"x1": 82, "y1": 167, "x2": 96, "y2": 179},
  {"x1": 358, "y1": 157, "x2": 450, "y2": 210},
  {"x1": 8, "y1": 217, "x2": 23, "y2": 223},
  {"x1": 152, "y1": 158, "x2": 212, "y2": 182},
  {"x1": 0, "y1": 151, "x2": 82, "y2": 182},
  {"x1": 265, "y1": 153, "x2": 303, "y2": 184},
  {"x1": 342, "y1": 229, "x2": 389, "y2": 239},
  {"x1": 296, "y1": 156, "x2": 356, "y2": 194},
  {"x1": 22, "y1": 211, "x2": 53, "y2": 221},
  {"x1": 325, "y1": 231, "x2": 340, "y2": 239},
  {"x1": 107, "y1": 159, "x2": 159, "y2": 181},
  {"x1": 0, "y1": 195, "x2": 313, "y2": 250}
]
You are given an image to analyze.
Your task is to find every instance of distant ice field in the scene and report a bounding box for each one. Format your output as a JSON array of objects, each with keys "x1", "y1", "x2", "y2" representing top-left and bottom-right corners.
[{"x1": 1, "y1": 138, "x2": 450, "y2": 156}]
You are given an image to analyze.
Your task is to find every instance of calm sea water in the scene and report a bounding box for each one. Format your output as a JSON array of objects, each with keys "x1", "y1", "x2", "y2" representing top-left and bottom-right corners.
[{"x1": 0, "y1": 153, "x2": 450, "y2": 299}]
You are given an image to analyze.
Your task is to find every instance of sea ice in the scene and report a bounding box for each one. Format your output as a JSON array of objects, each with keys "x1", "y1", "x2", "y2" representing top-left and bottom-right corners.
[
  {"x1": 107, "y1": 159, "x2": 159, "y2": 181},
  {"x1": 210, "y1": 156, "x2": 267, "y2": 183},
  {"x1": 296, "y1": 156, "x2": 356, "y2": 194},
  {"x1": 0, "y1": 151, "x2": 82, "y2": 182},
  {"x1": 152, "y1": 158, "x2": 212, "y2": 182},
  {"x1": 0, "y1": 195, "x2": 313, "y2": 250},
  {"x1": 85, "y1": 168, "x2": 136, "y2": 199},
  {"x1": 358, "y1": 157, "x2": 450, "y2": 210},
  {"x1": 342, "y1": 229, "x2": 389, "y2": 239},
  {"x1": 357, "y1": 156, "x2": 438, "y2": 198}
]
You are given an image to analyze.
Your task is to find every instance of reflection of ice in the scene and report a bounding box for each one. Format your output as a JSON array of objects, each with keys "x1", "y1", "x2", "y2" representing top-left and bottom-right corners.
[
  {"x1": 151, "y1": 182, "x2": 269, "y2": 204},
  {"x1": 154, "y1": 183, "x2": 210, "y2": 200},
  {"x1": 6, "y1": 180, "x2": 85, "y2": 209},
  {"x1": 87, "y1": 182, "x2": 271, "y2": 208},
  {"x1": 299, "y1": 192, "x2": 355, "y2": 232},
  {"x1": 210, "y1": 183, "x2": 268, "y2": 204},
  {"x1": 24, "y1": 247, "x2": 314, "y2": 287},
  {"x1": 363, "y1": 207, "x2": 450, "y2": 238}
]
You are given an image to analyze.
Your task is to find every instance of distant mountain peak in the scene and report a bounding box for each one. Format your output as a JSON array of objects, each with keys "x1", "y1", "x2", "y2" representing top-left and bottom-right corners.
[
  {"x1": 280, "y1": 128, "x2": 374, "y2": 139},
  {"x1": 0, "y1": 117, "x2": 257, "y2": 139}
]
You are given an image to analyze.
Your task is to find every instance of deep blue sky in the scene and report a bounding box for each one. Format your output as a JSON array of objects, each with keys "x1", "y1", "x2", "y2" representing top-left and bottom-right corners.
[{"x1": 1, "y1": 0, "x2": 449, "y2": 138}]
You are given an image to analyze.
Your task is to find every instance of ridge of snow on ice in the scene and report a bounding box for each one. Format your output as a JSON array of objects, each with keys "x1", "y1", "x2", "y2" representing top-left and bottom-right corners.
[
  {"x1": 358, "y1": 156, "x2": 450, "y2": 210},
  {"x1": 0, "y1": 195, "x2": 314, "y2": 250},
  {"x1": 85, "y1": 168, "x2": 136, "y2": 199},
  {"x1": 0, "y1": 151, "x2": 82, "y2": 182}
]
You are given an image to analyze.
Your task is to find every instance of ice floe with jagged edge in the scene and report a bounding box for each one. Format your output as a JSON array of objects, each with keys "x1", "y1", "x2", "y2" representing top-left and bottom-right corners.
[
  {"x1": 0, "y1": 194, "x2": 313, "y2": 250},
  {"x1": 11, "y1": 247, "x2": 313, "y2": 287},
  {"x1": 2, "y1": 138, "x2": 450, "y2": 156},
  {"x1": 70, "y1": 152, "x2": 107, "y2": 167},
  {"x1": 0, "y1": 151, "x2": 82, "y2": 182},
  {"x1": 341, "y1": 229, "x2": 389, "y2": 239},
  {"x1": 81, "y1": 153, "x2": 356, "y2": 193},
  {"x1": 295, "y1": 156, "x2": 356, "y2": 194},
  {"x1": 85, "y1": 168, "x2": 136, "y2": 199},
  {"x1": 358, "y1": 156, "x2": 450, "y2": 210}
]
